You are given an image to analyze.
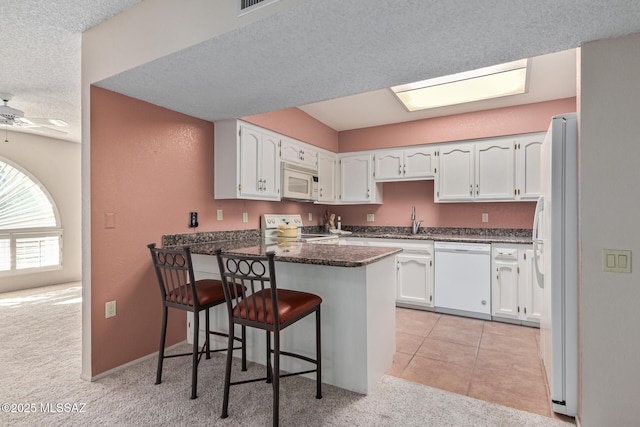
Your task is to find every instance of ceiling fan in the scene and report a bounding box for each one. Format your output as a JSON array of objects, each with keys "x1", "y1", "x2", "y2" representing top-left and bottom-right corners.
[{"x1": 0, "y1": 92, "x2": 69, "y2": 136}]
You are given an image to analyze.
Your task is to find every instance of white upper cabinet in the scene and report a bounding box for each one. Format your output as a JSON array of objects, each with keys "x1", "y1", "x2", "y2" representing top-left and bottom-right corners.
[
  {"x1": 214, "y1": 120, "x2": 281, "y2": 201},
  {"x1": 317, "y1": 150, "x2": 337, "y2": 203},
  {"x1": 514, "y1": 133, "x2": 544, "y2": 200},
  {"x1": 374, "y1": 150, "x2": 403, "y2": 180},
  {"x1": 280, "y1": 136, "x2": 318, "y2": 170},
  {"x1": 338, "y1": 153, "x2": 382, "y2": 204},
  {"x1": 374, "y1": 147, "x2": 437, "y2": 181},
  {"x1": 475, "y1": 139, "x2": 515, "y2": 201},
  {"x1": 435, "y1": 143, "x2": 474, "y2": 201},
  {"x1": 435, "y1": 133, "x2": 541, "y2": 203}
]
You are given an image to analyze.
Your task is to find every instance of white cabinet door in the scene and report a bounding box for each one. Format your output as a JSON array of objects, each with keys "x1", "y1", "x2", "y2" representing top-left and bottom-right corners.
[
  {"x1": 492, "y1": 244, "x2": 540, "y2": 326},
  {"x1": 403, "y1": 147, "x2": 437, "y2": 180},
  {"x1": 239, "y1": 126, "x2": 280, "y2": 200},
  {"x1": 280, "y1": 137, "x2": 318, "y2": 170},
  {"x1": 260, "y1": 132, "x2": 281, "y2": 200},
  {"x1": 362, "y1": 239, "x2": 434, "y2": 309},
  {"x1": 475, "y1": 139, "x2": 515, "y2": 200},
  {"x1": 515, "y1": 133, "x2": 543, "y2": 200},
  {"x1": 238, "y1": 125, "x2": 262, "y2": 198},
  {"x1": 214, "y1": 120, "x2": 280, "y2": 201},
  {"x1": 339, "y1": 154, "x2": 371, "y2": 202},
  {"x1": 522, "y1": 248, "x2": 543, "y2": 323},
  {"x1": 396, "y1": 252, "x2": 434, "y2": 308},
  {"x1": 317, "y1": 151, "x2": 337, "y2": 202},
  {"x1": 492, "y1": 246, "x2": 520, "y2": 320},
  {"x1": 374, "y1": 150, "x2": 403, "y2": 180},
  {"x1": 436, "y1": 143, "x2": 474, "y2": 201},
  {"x1": 338, "y1": 153, "x2": 381, "y2": 203},
  {"x1": 374, "y1": 147, "x2": 437, "y2": 181}
]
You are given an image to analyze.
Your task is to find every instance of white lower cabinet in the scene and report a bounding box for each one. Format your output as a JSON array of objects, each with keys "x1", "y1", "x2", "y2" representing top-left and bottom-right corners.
[
  {"x1": 396, "y1": 251, "x2": 434, "y2": 308},
  {"x1": 342, "y1": 238, "x2": 434, "y2": 309},
  {"x1": 491, "y1": 243, "x2": 541, "y2": 326}
]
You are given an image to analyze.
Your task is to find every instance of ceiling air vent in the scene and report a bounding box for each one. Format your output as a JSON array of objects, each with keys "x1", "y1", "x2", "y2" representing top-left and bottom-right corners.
[{"x1": 239, "y1": 0, "x2": 279, "y2": 15}]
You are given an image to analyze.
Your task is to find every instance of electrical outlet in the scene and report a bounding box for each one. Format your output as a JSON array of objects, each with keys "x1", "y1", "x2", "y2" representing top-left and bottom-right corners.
[
  {"x1": 105, "y1": 301, "x2": 116, "y2": 319},
  {"x1": 217, "y1": 209, "x2": 223, "y2": 221},
  {"x1": 308, "y1": 212, "x2": 313, "y2": 221},
  {"x1": 242, "y1": 212, "x2": 248, "y2": 223},
  {"x1": 482, "y1": 213, "x2": 489, "y2": 223},
  {"x1": 366, "y1": 214, "x2": 375, "y2": 222}
]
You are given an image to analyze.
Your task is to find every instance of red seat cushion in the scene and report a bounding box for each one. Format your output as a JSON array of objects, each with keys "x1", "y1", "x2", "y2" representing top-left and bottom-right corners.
[
  {"x1": 167, "y1": 279, "x2": 242, "y2": 307},
  {"x1": 233, "y1": 289, "x2": 322, "y2": 324}
]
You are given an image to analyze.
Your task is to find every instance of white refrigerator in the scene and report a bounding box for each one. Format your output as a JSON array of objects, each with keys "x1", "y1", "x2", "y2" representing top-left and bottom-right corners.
[{"x1": 532, "y1": 113, "x2": 578, "y2": 416}]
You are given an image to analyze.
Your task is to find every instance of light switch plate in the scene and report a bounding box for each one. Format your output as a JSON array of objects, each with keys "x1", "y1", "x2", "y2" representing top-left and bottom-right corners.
[
  {"x1": 105, "y1": 301, "x2": 116, "y2": 318},
  {"x1": 217, "y1": 209, "x2": 223, "y2": 221},
  {"x1": 366, "y1": 214, "x2": 375, "y2": 222},
  {"x1": 308, "y1": 212, "x2": 313, "y2": 221},
  {"x1": 482, "y1": 213, "x2": 489, "y2": 223},
  {"x1": 242, "y1": 212, "x2": 248, "y2": 223},
  {"x1": 104, "y1": 212, "x2": 116, "y2": 229},
  {"x1": 602, "y1": 249, "x2": 632, "y2": 273}
]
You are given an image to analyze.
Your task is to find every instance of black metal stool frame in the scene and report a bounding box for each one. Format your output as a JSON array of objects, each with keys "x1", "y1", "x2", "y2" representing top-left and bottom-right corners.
[
  {"x1": 215, "y1": 249, "x2": 322, "y2": 426},
  {"x1": 148, "y1": 243, "x2": 246, "y2": 399}
]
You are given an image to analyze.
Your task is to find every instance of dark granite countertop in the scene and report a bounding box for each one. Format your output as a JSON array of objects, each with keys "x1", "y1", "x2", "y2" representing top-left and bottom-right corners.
[
  {"x1": 161, "y1": 226, "x2": 532, "y2": 268},
  {"x1": 344, "y1": 232, "x2": 532, "y2": 244},
  {"x1": 168, "y1": 238, "x2": 402, "y2": 268},
  {"x1": 340, "y1": 226, "x2": 533, "y2": 244},
  {"x1": 221, "y1": 243, "x2": 402, "y2": 268}
]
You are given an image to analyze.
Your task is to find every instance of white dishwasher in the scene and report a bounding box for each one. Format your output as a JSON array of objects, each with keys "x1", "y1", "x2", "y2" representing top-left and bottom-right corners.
[{"x1": 434, "y1": 241, "x2": 491, "y2": 320}]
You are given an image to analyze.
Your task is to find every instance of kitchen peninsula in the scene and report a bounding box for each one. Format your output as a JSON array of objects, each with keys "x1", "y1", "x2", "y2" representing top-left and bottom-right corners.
[{"x1": 163, "y1": 232, "x2": 401, "y2": 395}]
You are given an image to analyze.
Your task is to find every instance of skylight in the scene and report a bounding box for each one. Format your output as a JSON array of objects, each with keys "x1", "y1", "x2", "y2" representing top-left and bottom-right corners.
[{"x1": 391, "y1": 59, "x2": 529, "y2": 111}]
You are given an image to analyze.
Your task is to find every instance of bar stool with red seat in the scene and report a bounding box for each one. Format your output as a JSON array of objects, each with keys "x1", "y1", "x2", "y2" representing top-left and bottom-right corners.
[
  {"x1": 215, "y1": 249, "x2": 322, "y2": 427},
  {"x1": 148, "y1": 243, "x2": 246, "y2": 399}
]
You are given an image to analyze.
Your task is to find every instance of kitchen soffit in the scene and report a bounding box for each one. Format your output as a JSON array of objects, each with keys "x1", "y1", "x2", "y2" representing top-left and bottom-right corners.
[{"x1": 95, "y1": 0, "x2": 626, "y2": 131}]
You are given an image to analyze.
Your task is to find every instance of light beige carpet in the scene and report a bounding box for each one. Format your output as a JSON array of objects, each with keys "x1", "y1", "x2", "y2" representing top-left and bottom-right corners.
[{"x1": 0, "y1": 283, "x2": 574, "y2": 426}]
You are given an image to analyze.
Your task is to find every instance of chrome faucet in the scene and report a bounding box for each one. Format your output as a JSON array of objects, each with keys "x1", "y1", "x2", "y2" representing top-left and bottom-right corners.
[{"x1": 411, "y1": 206, "x2": 423, "y2": 235}]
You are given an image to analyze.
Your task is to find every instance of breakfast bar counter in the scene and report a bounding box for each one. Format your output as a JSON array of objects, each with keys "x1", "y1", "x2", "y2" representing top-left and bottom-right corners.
[{"x1": 183, "y1": 239, "x2": 401, "y2": 395}]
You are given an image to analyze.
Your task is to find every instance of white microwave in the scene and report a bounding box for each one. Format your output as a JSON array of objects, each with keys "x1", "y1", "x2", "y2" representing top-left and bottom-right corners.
[{"x1": 281, "y1": 163, "x2": 318, "y2": 201}]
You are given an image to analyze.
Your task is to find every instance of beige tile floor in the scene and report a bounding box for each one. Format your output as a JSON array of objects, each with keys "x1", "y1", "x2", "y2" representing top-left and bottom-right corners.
[{"x1": 388, "y1": 307, "x2": 574, "y2": 422}]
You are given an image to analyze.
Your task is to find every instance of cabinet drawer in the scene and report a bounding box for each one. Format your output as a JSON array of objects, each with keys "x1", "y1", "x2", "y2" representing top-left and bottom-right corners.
[{"x1": 492, "y1": 247, "x2": 518, "y2": 261}]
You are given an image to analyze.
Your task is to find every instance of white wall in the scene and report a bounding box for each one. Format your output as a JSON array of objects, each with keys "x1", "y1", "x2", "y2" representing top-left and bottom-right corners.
[
  {"x1": 0, "y1": 130, "x2": 81, "y2": 292},
  {"x1": 580, "y1": 32, "x2": 640, "y2": 426}
]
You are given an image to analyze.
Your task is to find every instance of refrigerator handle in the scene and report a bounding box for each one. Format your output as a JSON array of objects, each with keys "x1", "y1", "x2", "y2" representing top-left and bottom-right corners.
[{"x1": 532, "y1": 196, "x2": 544, "y2": 288}]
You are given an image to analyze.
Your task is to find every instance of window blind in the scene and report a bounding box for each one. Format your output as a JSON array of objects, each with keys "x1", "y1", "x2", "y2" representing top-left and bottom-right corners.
[{"x1": 0, "y1": 160, "x2": 61, "y2": 273}]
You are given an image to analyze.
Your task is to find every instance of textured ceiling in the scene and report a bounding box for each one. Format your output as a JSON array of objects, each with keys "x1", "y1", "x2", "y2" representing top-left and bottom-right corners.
[
  {"x1": 96, "y1": 0, "x2": 640, "y2": 132},
  {"x1": 0, "y1": 0, "x2": 142, "y2": 142},
  {"x1": 4, "y1": 0, "x2": 640, "y2": 143}
]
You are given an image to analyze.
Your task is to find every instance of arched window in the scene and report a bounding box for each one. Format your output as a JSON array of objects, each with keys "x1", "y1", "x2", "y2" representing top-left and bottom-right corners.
[{"x1": 0, "y1": 157, "x2": 62, "y2": 273}]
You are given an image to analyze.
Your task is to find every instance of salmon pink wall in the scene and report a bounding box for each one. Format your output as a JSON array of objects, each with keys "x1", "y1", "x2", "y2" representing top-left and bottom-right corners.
[
  {"x1": 243, "y1": 107, "x2": 339, "y2": 152},
  {"x1": 329, "y1": 181, "x2": 536, "y2": 229},
  {"x1": 339, "y1": 98, "x2": 576, "y2": 152},
  {"x1": 90, "y1": 88, "x2": 332, "y2": 375}
]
